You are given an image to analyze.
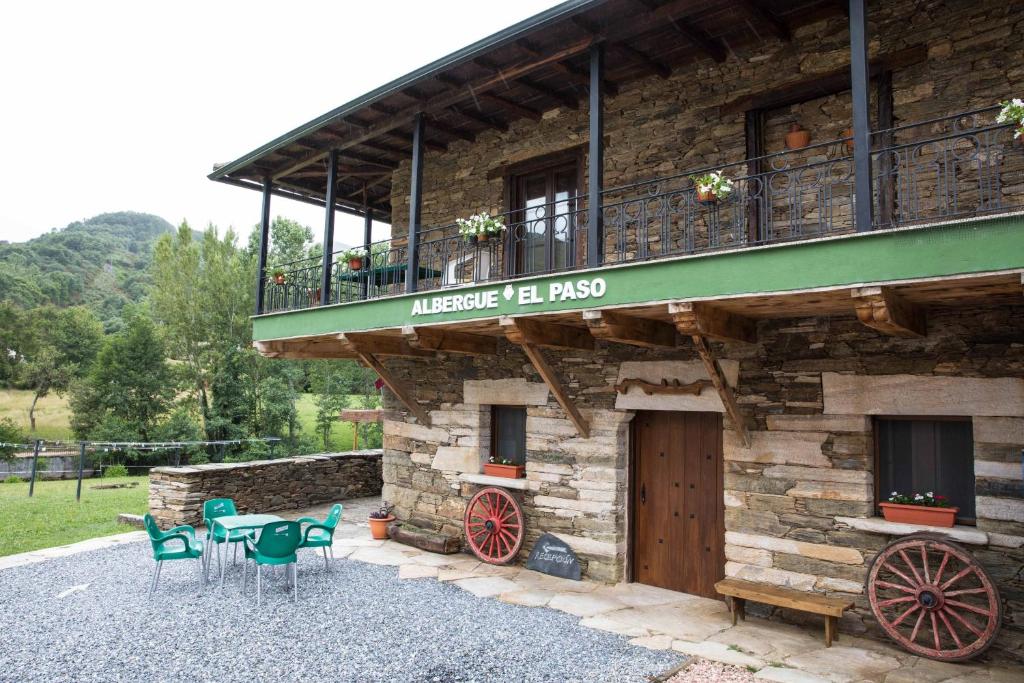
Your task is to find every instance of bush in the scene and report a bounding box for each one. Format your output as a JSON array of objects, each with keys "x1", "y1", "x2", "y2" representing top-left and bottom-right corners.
[
  {"x1": 3, "y1": 475, "x2": 24, "y2": 484},
  {"x1": 103, "y1": 464, "x2": 129, "y2": 478},
  {"x1": 0, "y1": 417, "x2": 27, "y2": 460}
]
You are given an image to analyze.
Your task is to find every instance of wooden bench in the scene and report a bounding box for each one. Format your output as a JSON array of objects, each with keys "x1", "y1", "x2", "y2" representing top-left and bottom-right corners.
[{"x1": 715, "y1": 578, "x2": 854, "y2": 647}]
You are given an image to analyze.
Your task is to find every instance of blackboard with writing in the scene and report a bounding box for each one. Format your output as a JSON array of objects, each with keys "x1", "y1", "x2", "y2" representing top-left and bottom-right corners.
[{"x1": 526, "y1": 533, "x2": 581, "y2": 580}]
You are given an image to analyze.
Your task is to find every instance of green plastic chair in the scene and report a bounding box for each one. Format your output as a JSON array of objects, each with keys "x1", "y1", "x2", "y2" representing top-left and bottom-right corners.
[
  {"x1": 143, "y1": 513, "x2": 204, "y2": 597},
  {"x1": 242, "y1": 521, "x2": 301, "y2": 606},
  {"x1": 202, "y1": 498, "x2": 252, "y2": 578},
  {"x1": 298, "y1": 503, "x2": 343, "y2": 572}
]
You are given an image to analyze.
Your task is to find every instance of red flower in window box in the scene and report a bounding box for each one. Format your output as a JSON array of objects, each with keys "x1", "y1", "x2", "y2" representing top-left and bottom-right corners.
[
  {"x1": 879, "y1": 491, "x2": 958, "y2": 528},
  {"x1": 484, "y1": 457, "x2": 525, "y2": 479}
]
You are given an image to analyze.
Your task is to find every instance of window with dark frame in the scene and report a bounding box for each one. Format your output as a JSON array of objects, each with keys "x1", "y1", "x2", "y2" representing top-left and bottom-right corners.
[
  {"x1": 491, "y1": 405, "x2": 527, "y2": 466},
  {"x1": 875, "y1": 418, "x2": 975, "y2": 523}
]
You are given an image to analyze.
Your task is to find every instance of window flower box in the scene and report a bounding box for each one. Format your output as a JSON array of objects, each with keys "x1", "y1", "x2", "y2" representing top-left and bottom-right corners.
[
  {"x1": 483, "y1": 462, "x2": 525, "y2": 479},
  {"x1": 878, "y1": 502, "x2": 958, "y2": 528}
]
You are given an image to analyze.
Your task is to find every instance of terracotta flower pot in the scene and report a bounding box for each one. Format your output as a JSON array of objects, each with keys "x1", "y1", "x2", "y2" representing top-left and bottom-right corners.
[
  {"x1": 483, "y1": 463, "x2": 525, "y2": 479},
  {"x1": 879, "y1": 502, "x2": 958, "y2": 528},
  {"x1": 368, "y1": 515, "x2": 394, "y2": 539},
  {"x1": 696, "y1": 188, "x2": 717, "y2": 203},
  {"x1": 785, "y1": 122, "x2": 811, "y2": 149},
  {"x1": 842, "y1": 127, "x2": 855, "y2": 152},
  {"x1": 348, "y1": 257, "x2": 363, "y2": 271},
  {"x1": 477, "y1": 232, "x2": 489, "y2": 243}
]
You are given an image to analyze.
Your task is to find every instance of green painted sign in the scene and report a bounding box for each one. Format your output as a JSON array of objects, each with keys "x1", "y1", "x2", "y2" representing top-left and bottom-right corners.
[{"x1": 252, "y1": 216, "x2": 1024, "y2": 342}]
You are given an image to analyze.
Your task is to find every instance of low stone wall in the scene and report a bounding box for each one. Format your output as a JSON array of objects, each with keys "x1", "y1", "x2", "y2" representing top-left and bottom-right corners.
[{"x1": 148, "y1": 450, "x2": 383, "y2": 527}]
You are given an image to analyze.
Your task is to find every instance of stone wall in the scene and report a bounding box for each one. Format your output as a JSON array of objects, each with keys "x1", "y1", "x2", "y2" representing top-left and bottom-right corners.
[
  {"x1": 148, "y1": 451, "x2": 383, "y2": 527},
  {"x1": 379, "y1": 304, "x2": 1024, "y2": 658},
  {"x1": 387, "y1": 0, "x2": 1024, "y2": 238}
]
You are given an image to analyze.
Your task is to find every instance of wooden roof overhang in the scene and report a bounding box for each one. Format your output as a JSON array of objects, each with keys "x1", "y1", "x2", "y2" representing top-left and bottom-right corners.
[{"x1": 209, "y1": 0, "x2": 850, "y2": 221}]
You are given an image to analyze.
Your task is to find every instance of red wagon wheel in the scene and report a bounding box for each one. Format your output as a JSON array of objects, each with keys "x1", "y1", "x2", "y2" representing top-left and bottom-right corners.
[
  {"x1": 464, "y1": 486, "x2": 524, "y2": 564},
  {"x1": 867, "y1": 534, "x2": 1001, "y2": 661}
]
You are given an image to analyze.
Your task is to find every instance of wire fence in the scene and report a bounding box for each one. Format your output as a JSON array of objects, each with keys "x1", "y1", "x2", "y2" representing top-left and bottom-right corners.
[{"x1": 0, "y1": 438, "x2": 283, "y2": 500}]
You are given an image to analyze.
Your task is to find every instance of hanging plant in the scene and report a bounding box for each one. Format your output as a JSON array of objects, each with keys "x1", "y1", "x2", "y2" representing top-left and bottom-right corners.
[
  {"x1": 456, "y1": 213, "x2": 506, "y2": 243},
  {"x1": 690, "y1": 171, "x2": 734, "y2": 203},
  {"x1": 340, "y1": 246, "x2": 368, "y2": 271},
  {"x1": 996, "y1": 98, "x2": 1024, "y2": 141},
  {"x1": 271, "y1": 268, "x2": 286, "y2": 285}
]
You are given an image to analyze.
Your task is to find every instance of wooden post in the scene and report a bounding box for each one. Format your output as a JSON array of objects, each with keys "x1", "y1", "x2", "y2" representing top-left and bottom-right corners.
[
  {"x1": 587, "y1": 43, "x2": 605, "y2": 266},
  {"x1": 320, "y1": 149, "x2": 338, "y2": 306},
  {"x1": 28, "y1": 439, "x2": 41, "y2": 497},
  {"x1": 75, "y1": 441, "x2": 86, "y2": 501},
  {"x1": 255, "y1": 178, "x2": 272, "y2": 314},
  {"x1": 849, "y1": 0, "x2": 873, "y2": 232},
  {"x1": 361, "y1": 185, "x2": 373, "y2": 300},
  {"x1": 406, "y1": 113, "x2": 425, "y2": 293}
]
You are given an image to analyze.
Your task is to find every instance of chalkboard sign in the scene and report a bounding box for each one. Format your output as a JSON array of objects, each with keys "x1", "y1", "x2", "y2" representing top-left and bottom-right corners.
[{"x1": 526, "y1": 533, "x2": 581, "y2": 580}]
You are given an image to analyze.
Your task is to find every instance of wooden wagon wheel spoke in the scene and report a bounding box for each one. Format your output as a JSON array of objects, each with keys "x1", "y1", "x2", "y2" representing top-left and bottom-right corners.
[
  {"x1": 868, "y1": 535, "x2": 1001, "y2": 662},
  {"x1": 463, "y1": 486, "x2": 525, "y2": 565}
]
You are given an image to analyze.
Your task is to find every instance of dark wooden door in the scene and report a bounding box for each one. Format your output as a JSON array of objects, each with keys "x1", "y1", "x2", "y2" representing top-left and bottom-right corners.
[{"x1": 632, "y1": 410, "x2": 724, "y2": 598}]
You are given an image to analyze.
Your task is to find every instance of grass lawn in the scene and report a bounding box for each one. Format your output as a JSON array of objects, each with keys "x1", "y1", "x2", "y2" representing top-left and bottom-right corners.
[
  {"x1": 0, "y1": 389, "x2": 74, "y2": 441},
  {"x1": 0, "y1": 476, "x2": 148, "y2": 557},
  {"x1": 295, "y1": 393, "x2": 380, "y2": 452}
]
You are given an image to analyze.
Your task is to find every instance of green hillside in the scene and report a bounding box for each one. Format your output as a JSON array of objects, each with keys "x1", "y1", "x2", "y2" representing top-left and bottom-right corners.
[{"x1": 0, "y1": 212, "x2": 176, "y2": 328}]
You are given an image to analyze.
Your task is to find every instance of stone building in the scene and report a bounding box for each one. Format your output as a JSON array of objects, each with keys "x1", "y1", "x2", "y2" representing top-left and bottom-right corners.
[{"x1": 209, "y1": 0, "x2": 1024, "y2": 662}]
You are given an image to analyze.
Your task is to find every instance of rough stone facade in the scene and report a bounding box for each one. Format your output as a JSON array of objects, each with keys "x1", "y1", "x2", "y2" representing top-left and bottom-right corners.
[
  {"x1": 388, "y1": 0, "x2": 1024, "y2": 240},
  {"x1": 380, "y1": 306, "x2": 1024, "y2": 659},
  {"x1": 149, "y1": 451, "x2": 383, "y2": 527}
]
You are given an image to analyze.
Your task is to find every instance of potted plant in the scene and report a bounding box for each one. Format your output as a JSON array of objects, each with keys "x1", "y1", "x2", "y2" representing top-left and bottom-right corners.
[
  {"x1": 785, "y1": 122, "x2": 811, "y2": 149},
  {"x1": 271, "y1": 268, "x2": 286, "y2": 285},
  {"x1": 341, "y1": 246, "x2": 368, "y2": 271},
  {"x1": 483, "y1": 456, "x2": 525, "y2": 479},
  {"x1": 879, "y1": 491, "x2": 958, "y2": 528},
  {"x1": 368, "y1": 501, "x2": 395, "y2": 540},
  {"x1": 996, "y1": 98, "x2": 1024, "y2": 143},
  {"x1": 690, "y1": 171, "x2": 734, "y2": 204},
  {"x1": 456, "y1": 213, "x2": 506, "y2": 243}
]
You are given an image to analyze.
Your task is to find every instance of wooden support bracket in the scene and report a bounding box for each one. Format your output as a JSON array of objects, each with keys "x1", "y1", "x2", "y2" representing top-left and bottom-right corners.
[
  {"x1": 583, "y1": 310, "x2": 677, "y2": 348},
  {"x1": 689, "y1": 334, "x2": 750, "y2": 447},
  {"x1": 356, "y1": 351, "x2": 431, "y2": 426},
  {"x1": 338, "y1": 332, "x2": 435, "y2": 357},
  {"x1": 851, "y1": 286, "x2": 926, "y2": 337},
  {"x1": 500, "y1": 317, "x2": 590, "y2": 438},
  {"x1": 401, "y1": 326, "x2": 498, "y2": 355},
  {"x1": 669, "y1": 302, "x2": 756, "y2": 344},
  {"x1": 499, "y1": 316, "x2": 594, "y2": 351},
  {"x1": 253, "y1": 339, "x2": 356, "y2": 360}
]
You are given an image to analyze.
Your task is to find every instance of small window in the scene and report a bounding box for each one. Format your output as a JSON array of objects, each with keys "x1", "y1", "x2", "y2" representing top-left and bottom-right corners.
[
  {"x1": 491, "y1": 406, "x2": 527, "y2": 466},
  {"x1": 875, "y1": 418, "x2": 975, "y2": 522}
]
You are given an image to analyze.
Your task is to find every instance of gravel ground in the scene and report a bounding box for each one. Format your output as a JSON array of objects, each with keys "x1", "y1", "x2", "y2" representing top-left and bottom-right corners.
[
  {"x1": 667, "y1": 659, "x2": 756, "y2": 683},
  {"x1": 0, "y1": 541, "x2": 682, "y2": 683}
]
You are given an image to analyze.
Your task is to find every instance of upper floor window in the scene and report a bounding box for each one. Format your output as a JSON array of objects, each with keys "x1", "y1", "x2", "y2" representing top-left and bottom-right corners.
[
  {"x1": 491, "y1": 405, "x2": 527, "y2": 466},
  {"x1": 875, "y1": 418, "x2": 975, "y2": 523}
]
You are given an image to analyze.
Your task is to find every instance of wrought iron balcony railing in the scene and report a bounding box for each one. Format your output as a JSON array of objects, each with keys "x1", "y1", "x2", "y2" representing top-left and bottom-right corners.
[{"x1": 259, "y1": 107, "x2": 1023, "y2": 314}]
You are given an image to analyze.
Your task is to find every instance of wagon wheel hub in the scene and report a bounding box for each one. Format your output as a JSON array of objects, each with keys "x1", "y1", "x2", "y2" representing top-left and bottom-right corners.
[
  {"x1": 464, "y1": 486, "x2": 525, "y2": 565},
  {"x1": 867, "y1": 535, "x2": 1001, "y2": 662}
]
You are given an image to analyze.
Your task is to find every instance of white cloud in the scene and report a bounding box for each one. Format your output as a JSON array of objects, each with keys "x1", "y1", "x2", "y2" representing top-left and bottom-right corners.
[{"x1": 0, "y1": 0, "x2": 559, "y2": 249}]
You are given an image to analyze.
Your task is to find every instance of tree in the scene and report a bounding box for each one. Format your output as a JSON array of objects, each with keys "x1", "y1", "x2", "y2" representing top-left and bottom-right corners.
[
  {"x1": 69, "y1": 308, "x2": 174, "y2": 440},
  {"x1": 312, "y1": 365, "x2": 349, "y2": 449},
  {"x1": 150, "y1": 222, "x2": 254, "y2": 437},
  {"x1": 16, "y1": 305, "x2": 103, "y2": 432}
]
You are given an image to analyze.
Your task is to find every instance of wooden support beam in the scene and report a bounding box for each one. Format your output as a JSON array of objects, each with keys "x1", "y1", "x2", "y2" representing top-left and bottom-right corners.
[
  {"x1": 613, "y1": 43, "x2": 671, "y2": 79},
  {"x1": 477, "y1": 92, "x2": 543, "y2": 121},
  {"x1": 669, "y1": 17, "x2": 727, "y2": 63},
  {"x1": 447, "y1": 104, "x2": 510, "y2": 133},
  {"x1": 851, "y1": 287, "x2": 926, "y2": 337},
  {"x1": 583, "y1": 310, "x2": 677, "y2": 348},
  {"x1": 690, "y1": 335, "x2": 750, "y2": 447},
  {"x1": 357, "y1": 351, "x2": 431, "y2": 426},
  {"x1": 401, "y1": 326, "x2": 498, "y2": 355},
  {"x1": 516, "y1": 39, "x2": 618, "y2": 96},
  {"x1": 338, "y1": 332, "x2": 435, "y2": 358},
  {"x1": 669, "y1": 302, "x2": 756, "y2": 344},
  {"x1": 423, "y1": 117, "x2": 476, "y2": 142},
  {"x1": 499, "y1": 316, "x2": 594, "y2": 351},
  {"x1": 522, "y1": 341, "x2": 590, "y2": 439},
  {"x1": 736, "y1": 0, "x2": 791, "y2": 42}
]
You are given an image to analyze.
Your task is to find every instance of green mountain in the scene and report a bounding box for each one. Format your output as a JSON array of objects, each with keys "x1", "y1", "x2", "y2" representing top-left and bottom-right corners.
[{"x1": 0, "y1": 212, "x2": 176, "y2": 328}]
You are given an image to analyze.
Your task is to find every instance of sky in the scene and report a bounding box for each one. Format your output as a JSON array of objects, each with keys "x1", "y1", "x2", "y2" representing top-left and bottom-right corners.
[{"x1": 0, "y1": 0, "x2": 560, "y2": 248}]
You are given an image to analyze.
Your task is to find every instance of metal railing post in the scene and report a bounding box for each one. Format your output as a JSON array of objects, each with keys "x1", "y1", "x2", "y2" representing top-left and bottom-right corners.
[
  {"x1": 28, "y1": 439, "x2": 41, "y2": 497},
  {"x1": 76, "y1": 442, "x2": 86, "y2": 501}
]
